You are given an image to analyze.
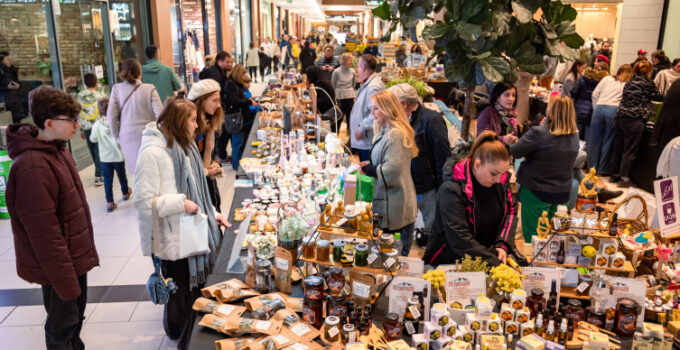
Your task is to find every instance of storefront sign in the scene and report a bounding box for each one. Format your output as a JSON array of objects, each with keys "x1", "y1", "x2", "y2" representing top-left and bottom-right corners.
[{"x1": 654, "y1": 176, "x2": 680, "y2": 237}]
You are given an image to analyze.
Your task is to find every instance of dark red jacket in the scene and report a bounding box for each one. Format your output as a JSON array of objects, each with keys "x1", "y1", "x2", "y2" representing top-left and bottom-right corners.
[{"x1": 6, "y1": 124, "x2": 99, "y2": 301}]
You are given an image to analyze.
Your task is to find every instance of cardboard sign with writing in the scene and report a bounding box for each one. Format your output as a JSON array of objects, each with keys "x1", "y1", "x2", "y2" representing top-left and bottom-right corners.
[
  {"x1": 388, "y1": 276, "x2": 432, "y2": 321},
  {"x1": 444, "y1": 271, "x2": 486, "y2": 307},
  {"x1": 655, "y1": 177, "x2": 680, "y2": 237},
  {"x1": 521, "y1": 267, "x2": 562, "y2": 306},
  {"x1": 397, "y1": 256, "x2": 425, "y2": 277},
  {"x1": 606, "y1": 277, "x2": 647, "y2": 329}
]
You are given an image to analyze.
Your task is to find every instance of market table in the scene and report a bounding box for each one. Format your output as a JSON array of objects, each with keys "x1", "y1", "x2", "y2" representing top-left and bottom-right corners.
[{"x1": 236, "y1": 115, "x2": 261, "y2": 179}]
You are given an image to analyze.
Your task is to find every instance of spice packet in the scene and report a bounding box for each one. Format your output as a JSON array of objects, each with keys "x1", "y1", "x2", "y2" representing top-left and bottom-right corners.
[
  {"x1": 349, "y1": 272, "x2": 375, "y2": 303},
  {"x1": 202, "y1": 279, "x2": 249, "y2": 298},
  {"x1": 216, "y1": 288, "x2": 261, "y2": 303},
  {"x1": 254, "y1": 330, "x2": 296, "y2": 350},
  {"x1": 198, "y1": 314, "x2": 228, "y2": 333},
  {"x1": 281, "y1": 339, "x2": 323, "y2": 350},
  {"x1": 273, "y1": 309, "x2": 320, "y2": 341},
  {"x1": 215, "y1": 338, "x2": 253, "y2": 350},
  {"x1": 193, "y1": 297, "x2": 221, "y2": 313},
  {"x1": 246, "y1": 243, "x2": 257, "y2": 289},
  {"x1": 285, "y1": 297, "x2": 303, "y2": 313},
  {"x1": 245, "y1": 292, "x2": 289, "y2": 310},
  {"x1": 214, "y1": 303, "x2": 247, "y2": 318},
  {"x1": 225, "y1": 317, "x2": 283, "y2": 336},
  {"x1": 274, "y1": 247, "x2": 293, "y2": 294}
]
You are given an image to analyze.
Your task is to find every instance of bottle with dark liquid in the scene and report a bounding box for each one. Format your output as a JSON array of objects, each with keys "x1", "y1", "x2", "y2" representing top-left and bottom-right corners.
[
  {"x1": 372, "y1": 213, "x2": 381, "y2": 239},
  {"x1": 556, "y1": 241, "x2": 565, "y2": 264},
  {"x1": 547, "y1": 280, "x2": 558, "y2": 311},
  {"x1": 609, "y1": 213, "x2": 619, "y2": 237}
]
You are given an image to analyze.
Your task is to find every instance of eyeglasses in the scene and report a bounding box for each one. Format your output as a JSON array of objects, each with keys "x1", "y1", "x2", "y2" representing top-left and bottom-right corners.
[{"x1": 52, "y1": 117, "x2": 80, "y2": 127}]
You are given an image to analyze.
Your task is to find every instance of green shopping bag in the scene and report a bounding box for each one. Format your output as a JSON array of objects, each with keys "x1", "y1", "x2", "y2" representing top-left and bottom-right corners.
[{"x1": 340, "y1": 171, "x2": 374, "y2": 202}]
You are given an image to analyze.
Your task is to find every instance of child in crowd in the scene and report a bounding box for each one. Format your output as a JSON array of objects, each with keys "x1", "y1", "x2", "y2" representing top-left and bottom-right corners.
[
  {"x1": 77, "y1": 73, "x2": 106, "y2": 186},
  {"x1": 243, "y1": 75, "x2": 260, "y2": 136},
  {"x1": 89, "y1": 98, "x2": 132, "y2": 212},
  {"x1": 6, "y1": 86, "x2": 99, "y2": 349}
]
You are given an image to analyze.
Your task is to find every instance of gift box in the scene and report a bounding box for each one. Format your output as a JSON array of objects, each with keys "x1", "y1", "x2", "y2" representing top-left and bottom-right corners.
[
  {"x1": 443, "y1": 321, "x2": 458, "y2": 338},
  {"x1": 599, "y1": 238, "x2": 618, "y2": 257},
  {"x1": 500, "y1": 303, "x2": 515, "y2": 322},
  {"x1": 412, "y1": 334, "x2": 429, "y2": 350},
  {"x1": 504, "y1": 321, "x2": 519, "y2": 335},
  {"x1": 465, "y1": 313, "x2": 481, "y2": 332},
  {"x1": 486, "y1": 313, "x2": 502, "y2": 333},
  {"x1": 424, "y1": 322, "x2": 442, "y2": 341},
  {"x1": 520, "y1": 320, "x2": 535, "y2": 337}
]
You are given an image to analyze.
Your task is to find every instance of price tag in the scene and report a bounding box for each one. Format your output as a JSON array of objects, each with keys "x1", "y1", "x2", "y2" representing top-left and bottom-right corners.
[
  {"x1": 291, "y1": 323, "x2": 311, "y2": 336},
  {"x1": 349, "y1": 331, "x2": 357, "y2": 343},
  {"x1": 367, "y1": 253, "x2": 378, "y2": 264},
  {"x1": 343, "y1": 284, "x2": 351, "y2": 296},
  {"x1": 552, "y1": 217, "x2": 562, "y2": 230},
  {"x1": 352, "y1": 281, "x2": 371, "y2": 299},
  {"x1": 256, "y1": 321, "x2": 271, "y2": 331},
  {"x1": 409, "y1": 305, "x2": 421, "y2": 319},
  {"x1": 404, "y1": 321, "x2": 416, "y2": 335},
  {"x1": 385, "y1": 257, "x2": 396, "y2": 269},
  {"x1": 576, "y1": 282, "x2": 590, "y2": 294},
  {"x1": 275, "y1": 257, "x2": 289, "y2": 270},
  {"x1": 217, "y1": 304, "x2": 235, "y2": 316},
  {"x1": 272, "y1": 334, "x2": 289, "y2": 345},
  {"x1": 328, "y1": 326, "x2": 340, "y2": 338}
]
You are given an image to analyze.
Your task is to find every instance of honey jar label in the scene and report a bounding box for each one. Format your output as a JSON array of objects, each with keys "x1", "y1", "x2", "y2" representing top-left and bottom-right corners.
[
  {"x1": 328, "y1": 326, "x2": 340, "y2": 338},
  {"x1": 405, "y1": 322, "x2": 416, "y2": 335},
  {"x1": 367, "y1": 253, "x2": 378, "y2": 264},
  {"x1": 409, "y1": 305, "x2": 421, "y2": 319},
  {"x1": 302, "y1": 306, "x2": 316, "y2": 325}
]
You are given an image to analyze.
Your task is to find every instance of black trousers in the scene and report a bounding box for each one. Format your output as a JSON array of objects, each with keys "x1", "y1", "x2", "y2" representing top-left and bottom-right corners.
[
  {"x1": 216, "y1": 128, "x2": 231, "y2": 160},
  {"x1": 248, "y1": 66, "x2": 258, "y2": 81},
  {"x1": 611, "y1": 116, "x2": 645, "y2": 179},
  {"x1": 161, "y1": 259, "x2": 202, "y2": 350},
  {"x1": 42, "y1": 274, "x2": 87, "y2": 350},
  {"x1": 338, "y1": 98, "x2": 354, "y2": 134},
  {"x1": 206, "y1": 176, "x2": 221, "y2": 212}
]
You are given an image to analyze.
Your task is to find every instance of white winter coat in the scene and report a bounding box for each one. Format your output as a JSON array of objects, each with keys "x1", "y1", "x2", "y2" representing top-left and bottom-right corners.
[{"x1": 133, "y1": 122, "x2": 218, "y2": 260}]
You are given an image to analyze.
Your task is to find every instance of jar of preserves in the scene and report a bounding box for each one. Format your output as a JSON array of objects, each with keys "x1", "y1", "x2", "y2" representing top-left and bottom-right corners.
[
  {"x1": 332, "y1": 240, "x2": 346, "y2": 262},
  {"x1": 404, "y1": 297, "x2": 421, "y2": 321},
  {"x1": 380, "y1": 233, "x2": 394, "y2": 253},
  {"x1": 255, "y1": 259, "x2": 273, "y2": 293},
  {"x1": 341, "y1": 323, "x2": 356, "y2": 344},
  {"x1": 354, "y1": 244, "x2": 369, "y2": 267},
  {"x1": 527, "y1": 289, "x2": 545, "y2": 318},
  {"x1": 302, "y1": 236, "x2": 316, "y2": 259},
  {"x1": 369, "y1": 246, "x2": 382, "y2": 269},
  {"x1": 327, "y1": 267, "x2": 345, "y2": 297},
  {"x1": 327, "y1": 294, "x2": 348, "y2": 320},
  {"x1": 585, "y1": 306, "x2": 606, "y2": 328},
  {"x1": 382, "y1": 313, "x2": 402, "y2": 340},
  {"x1": 382, "y1": 249, "x2": 399, "y2": 272},
  {"x1": 324, "y1": 316, "x2": 341, "y2": 342},
  {"x1": 303, "y1": 276, "x2": 324, "y2": 328},
  {"x1": 316, "y1": 240, "x2": 330, "y2": 262},
  {"x1": 564, "y1": 299, "x2": 585, "y2": 325},
  {"x1": 614, "y1": 298, "x2": 640, "y2": 337}
]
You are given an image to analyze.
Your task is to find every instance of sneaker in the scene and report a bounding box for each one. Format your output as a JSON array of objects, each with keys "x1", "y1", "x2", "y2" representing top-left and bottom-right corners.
[
  {"x1": 106, "y1": 202, "x2": 117, "y2": 212},
  {"x1": 597, "y1": 188, "x2": 624, "y2": 203},
  {"x1": 608, "y1": 175, "x2": 622, "y2": 183},
  {"x1": 94, "y1": 177, "x2": 104, "y2": 186},
  {"x1": 123, "y1": 189, "x2": 132, "y2": 201}
]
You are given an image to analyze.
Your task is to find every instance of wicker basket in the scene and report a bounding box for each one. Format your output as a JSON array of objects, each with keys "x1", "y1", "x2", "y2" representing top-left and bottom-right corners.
[{"x1": 607, "y1": 195, "x2": 658, "y2": 276}]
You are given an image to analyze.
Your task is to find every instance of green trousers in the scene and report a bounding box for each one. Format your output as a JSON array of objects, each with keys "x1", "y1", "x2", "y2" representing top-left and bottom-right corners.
[{"x1": 520, "y1": 187, "x2": 567, "y2": 243}]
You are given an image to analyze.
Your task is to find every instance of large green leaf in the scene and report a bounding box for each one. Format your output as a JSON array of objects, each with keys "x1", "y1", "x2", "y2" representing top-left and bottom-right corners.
[
  {"x1": 492, "y1": 10, "x2": 513, "y2": 36},
  {"x1": 446, "y1": 59, "x2": 475, "y2": 82},
  {"x1": 456, "y1": 23, "x2": 482, "y2": 41},
  {"x1": 511, "y1": 1, "x2": 533, "y2": 23},
  {"x1": 372, "y1": 2, "x2": 392, "y2": 20},
  {"x1": 422, "y1": 22, "x2": 451, "y2": 39},
  {"x1": 539, "y1": 22, "x2": 558, "y2": 40},
  {"x1": 562, "y1": 33, "x2": 585, "y2": 48},
  {"x1": 479, "y1": 59, "x2": 504, "y2": 83},
  {"x1": 515, "y1": 41, "x2": 545, "y2": 74},
  {"x1": 461, "y1": 0, "x2": 486, "y2": 22},
  {"x1": 487, "y1": 57, "x2": 511, "y2": 75}
]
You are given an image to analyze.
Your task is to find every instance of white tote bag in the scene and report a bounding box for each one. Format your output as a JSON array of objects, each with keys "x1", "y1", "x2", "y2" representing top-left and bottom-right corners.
[{"x1": 178, "y1": 211, "x2": 210, "y2": 259}]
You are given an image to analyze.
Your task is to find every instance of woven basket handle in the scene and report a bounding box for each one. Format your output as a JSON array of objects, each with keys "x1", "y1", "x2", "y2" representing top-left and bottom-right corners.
[{"x1": 608, "y1": 194, "x2": 649, "y2": 227}]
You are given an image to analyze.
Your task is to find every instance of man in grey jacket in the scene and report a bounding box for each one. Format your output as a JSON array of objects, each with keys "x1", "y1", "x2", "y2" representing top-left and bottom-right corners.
[{"x1": 350, "y1": 54, "x2": 385, "y2": 161}]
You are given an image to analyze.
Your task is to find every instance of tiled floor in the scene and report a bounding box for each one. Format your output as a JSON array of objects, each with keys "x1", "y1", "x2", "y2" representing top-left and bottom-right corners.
[{"x1": 0, "y1": 81, "x2": 268, "y2": 349}]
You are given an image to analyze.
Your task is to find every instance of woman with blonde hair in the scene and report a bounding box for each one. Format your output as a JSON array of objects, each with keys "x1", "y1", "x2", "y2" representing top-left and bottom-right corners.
[
  {"x1": 510, "y1": 95, "x2": 580, "y2": 242},
  {"x1": 587, "y1": 64, "x2": 633, "y2": 175},
  {"x1": 188, "y1": 79, "x2": 224, "y2": 210},
  {"x1": 331, "y1": 52, "x2": 357, "y2": 135},
  {"x1": 134, "y1": 97, "x2": 230, "y2": 349},
  {"x1": 360, "y1": 90, "x2": 418, "y2": 256}
]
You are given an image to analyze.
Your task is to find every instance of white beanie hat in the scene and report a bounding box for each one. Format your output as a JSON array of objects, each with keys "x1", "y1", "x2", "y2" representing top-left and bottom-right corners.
[{"x1": 187, "y1": 79, "x2": 221, "y2": 101}]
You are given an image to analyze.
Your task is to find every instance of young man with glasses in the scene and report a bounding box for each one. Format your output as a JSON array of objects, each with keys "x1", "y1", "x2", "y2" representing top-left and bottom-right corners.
[{"x1": 6, "y1": 85, "x2": 99, "y2": 350}]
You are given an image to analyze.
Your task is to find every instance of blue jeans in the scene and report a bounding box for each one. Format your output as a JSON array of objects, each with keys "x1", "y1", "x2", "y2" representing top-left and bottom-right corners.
[
  {"x1": 356, "y1": 149, "x2": 371, "y2": 162},
  {"x1": 386, "y1": 222, "x2": 415, "y2": 256},
  {"x1": 417, "y1": 189, "x2": 437, "y2": 235},
  {"x1": 587, "y1": 105, "x2": 618, "y2": 175},
  {"x1": 101, "y1": 161, "x2": 129, "y2": 203},
  {"x1": 231, "y1": 130, "x2": 247, "y2": 170}
]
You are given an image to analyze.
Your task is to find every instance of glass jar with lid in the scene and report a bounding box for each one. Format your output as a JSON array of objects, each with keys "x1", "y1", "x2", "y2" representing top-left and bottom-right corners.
[
  {"x1": 382, "y1": 313, "x2": 402, "y2": 340},
  {"x1": 303, "y1": 276, "x2": 324, "y2": 328},
  {"x1": 255, "y1": 259, "x2": 273, "y2": 293},
  {"x1": 302, "y1": 236, "x2": 316, "y2": 259},
  {"x1": 316, "y1": 240, "x2": 330, "y2": 262},
  {"x1": 332, "y1": 240, "x2": 346, "y2": 262},
  {"x1": 370, "y1": 246, "x2": 382, "y2": 269},
  {"x1": 341, "y1": 323, "x2": 356, "y2": 344},
  {"x1": 527, "y1": 289, "x2": 545, "y2": 318},
  {"x1": 564, "y1": 299, "x2": 585, "y2": 325},
  {"x1": 327, "y1": 267, "x2": 345, "y2": 297},
  {"x1": 324, "y1": 316, "x2": 341, "y2": 342},
  {"x1": 327, "y1": 294, "x2": 348, "y2": 320},
  {"x1": 382, "y1": 249, "x2": 399, "y2": 272},
  {"x1": 380, "y1": 233, "x2": 394, "y2": 253},
  {"x1": 614, "y1": 298, "x2": 640, "y2": 337},
  {"x1": 354, "y1": 244, "x2": 369, "y2": 267}
]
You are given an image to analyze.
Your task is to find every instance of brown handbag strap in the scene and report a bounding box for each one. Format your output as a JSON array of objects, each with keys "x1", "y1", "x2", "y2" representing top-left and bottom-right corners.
[{"x1": 121, "y1": 83, "x2": 141, "y2": 114}]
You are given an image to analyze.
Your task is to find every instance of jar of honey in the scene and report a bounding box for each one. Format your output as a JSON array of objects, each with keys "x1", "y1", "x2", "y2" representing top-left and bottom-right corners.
[
  {"x1": 324, "y1": 316, "x2": 341, "y2": 342},
  {"x1": 316, "y1": 240, "x2": 330, "y2": 262},
  {"x1": 614, "y1": 298, "x2": 640, "y2": 337},
  {"x1": 303, "y1": 276, "x2": 324, "y2": 328},
  {"x1": 382, "y1": 313, "x2": 402, "y2": 340},
  {"x1": 302, "y1": 236, "x2": 316, "y2": 259}
]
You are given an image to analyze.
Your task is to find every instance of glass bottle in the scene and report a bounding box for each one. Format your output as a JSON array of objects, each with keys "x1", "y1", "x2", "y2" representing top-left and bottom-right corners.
[
  {"x1": 382, "y1": 313, "x2": 402, "y2": 340},
  {"x1": 556, "y1": 241, "x2": 565, "y2": 264},
  {"x1": 544, "y1": 320, "x2": 556, "y2": 341},
  {"x1": 534, "y1": 314, "x2": 545, "y2": 337},
  {"x1": 589, "y1": 273, "x2": 609, "y2": 312},
  {"x1": 609, "y1": 213, "x2": 619, "y2": 237},
  {"x1": 547, "y1": 280, "x2": 558, "y2": 311},
  {"x1": 557, "y1": 318, "x2": 568, "y2": 345},
  {"x1": 255, "y1": 259, "x2": 273, "y2": 293}
]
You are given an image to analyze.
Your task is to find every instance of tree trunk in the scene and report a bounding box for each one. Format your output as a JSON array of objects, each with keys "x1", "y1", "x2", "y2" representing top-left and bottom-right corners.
[{"x1": 461, "y1": 84, "x2": 477, "y2": 141}]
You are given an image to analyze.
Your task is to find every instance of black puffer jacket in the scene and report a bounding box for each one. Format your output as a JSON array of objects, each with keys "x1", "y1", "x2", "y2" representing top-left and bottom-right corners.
[
  {"x1": 423, "y1": 157, "x2": 518, "y2": 266},
  {"x1": 224, "y1": 77, "x2": 253, "y2": 124},
  {"x1": 570, "y1": 68, "x2": 607, "y2": 125},
  {"x1": 410, "y1": 104, "x2": 451, "y2": 194},
  {"x1": 617, "y1": 74, "x2": 664, "y2": 121}
]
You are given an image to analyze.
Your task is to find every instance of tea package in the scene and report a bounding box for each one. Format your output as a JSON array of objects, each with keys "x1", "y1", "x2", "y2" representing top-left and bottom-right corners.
[
  {"x1": 281, "y1": 339, "x2": 323, "y2": 350},
  {"x1": 285, "y1": 297, "x2": 303, "y2": 313},
  {"x1": 254, "y1": 330, "x2": 297, "y2": 350},
  {"x1": 350, "y1": 272, "x2": 375, "y2": 303},
  {"x1": 245, "y1": 292, "x2": 289, "y2": 310},
  {"x1": 202, "y1": 279, "x2": 249, "y2": 298},
  {"x1": 274, "y1": 247, "x2": 293, "y2": 294},
  {"x1": 273, "y1": 309, "x2": 320, "y2": 341},
  {"x1": 246, "y1": 243, "x2": 257, "y2": 288},
  {"x1": 217, "y1": 288, "x2": 261, "y2": 303},
  {"x1": 225, "y1": 317, "x2": 283, "y2": 336},
  {"x1": 215, "y1": 338, "x2": 254, "y2": 350},
  {"x1": 192, "y1": 297, "x2": 221, "y2": 313},
  {"x1": 214, "y1": 303, "x2": 247, "y2": 318},
  {"x1": 198, "y1": 314, "x2": 228, "y2": 333}
]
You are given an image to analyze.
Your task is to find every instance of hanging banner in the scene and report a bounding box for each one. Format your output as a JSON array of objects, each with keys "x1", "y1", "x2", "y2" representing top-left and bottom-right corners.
[{"x1": 654, "y1": 176, "x2": 680, "y2": 237}]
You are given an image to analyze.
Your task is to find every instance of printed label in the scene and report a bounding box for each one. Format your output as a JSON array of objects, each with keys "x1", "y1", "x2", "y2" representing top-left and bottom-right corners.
[
  {"x1": 256, "y1": 320, "x2": 271, "y2": 331},
  {"x1": 328, "y1": 326, "x2": 340, "y2": 337},
  {"x1": 577, "y1": 282, "x2": 590, "y2": 293},
  {"x1": 291, "y1": 322, "x2": 311, "y2": 336},
  {"x1": 272, "y1": 334, "x2": 289, "y2": 345},
  {"x1": 290, "y1": 343, "x2": 309, "y2": 350},
  {"x1": 405, "y1": 321, "x2": 416, "y2": 335},
  {"x1": 217, "y1": 304, "x2": 235, "y2": 316},
  {"x1": 409, "y1": 305, "x2": 421, "y2": 319},
  {"x1": 352, "y1": 281, "x2": 371, "y2": 299},
  {"x1": 275, "y1": 257, "x2": 289, "y2": 270},
  {"x1": 385, "y1": 257, "x2": 396, "y2": 268},
  {"x1": 367, "y1": 253, "x2": 378, "y2": 264}
]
